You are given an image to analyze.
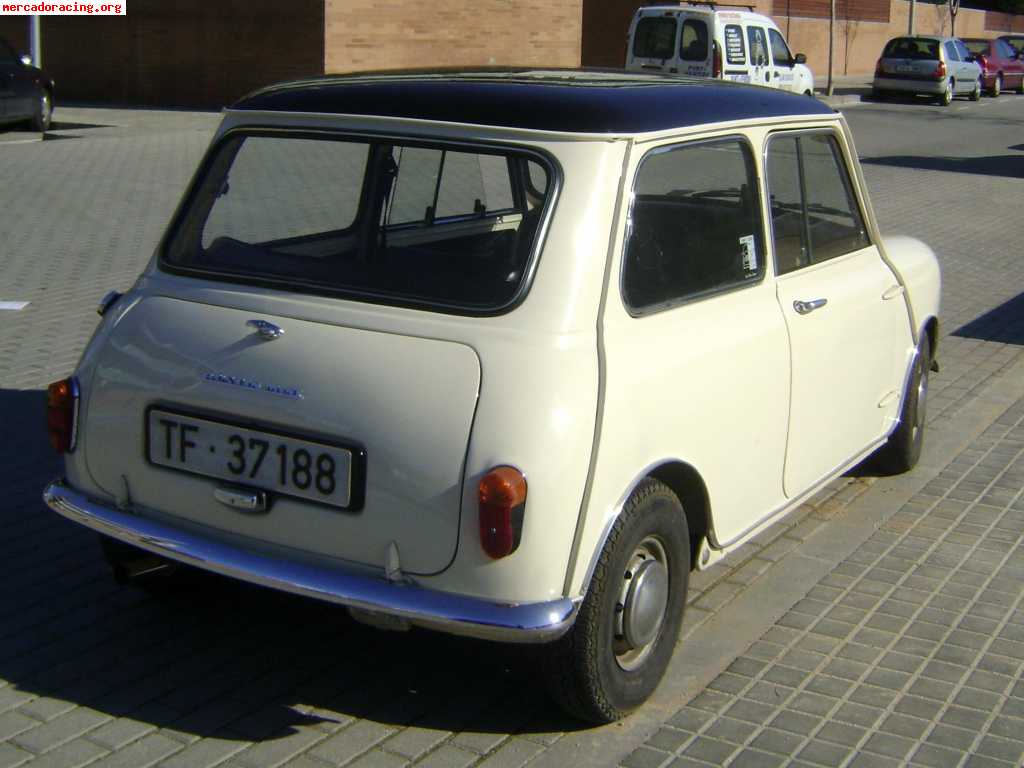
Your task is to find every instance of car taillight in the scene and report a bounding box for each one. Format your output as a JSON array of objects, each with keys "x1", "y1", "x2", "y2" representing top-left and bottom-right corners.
[
  {"x1": 934, "y1": 60, "x2": 946, "y2": 80},
  {"x1": 712, "y1": 41, "x2": 722, "y2": 78},
  {"x1": 875, "y1": 58, "x2": 884, "y2": 76},
  {"x1": 977, "y1": 54, "x2": 988, "y2": 72},
  {"x1": 478, "y1": 466, "x2": 527, "y2": 559},
  {"x1": 47, "y1": 377, "x2": 79, "y2": 454}
]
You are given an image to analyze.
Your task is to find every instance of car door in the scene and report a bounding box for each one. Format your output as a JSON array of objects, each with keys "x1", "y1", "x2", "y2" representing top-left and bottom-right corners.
[
  {"x1": 955, "y1": 39, "x2": 980, "y2": 91},
  {"x1": 998, "y1": 39, "x2": 1024, "y2": 88},
  {"x1": 0, "y1": 39, "x2": 18, "y2": 121},
  {"x1": 767, "y1": 130, "x2": 911, "y2": 498},
  {"x1": 747, "y1": 24, "x2": 772, "y2": 87},
  {"x1": 767, "y1": 28, "x2": 798, "y2": 92},
  {"x1": 602, "y1": 134, "x2": 791, "y2": 545},
  {"x1": 678, "y1": 15, "x2": 712, "y2": 77}
]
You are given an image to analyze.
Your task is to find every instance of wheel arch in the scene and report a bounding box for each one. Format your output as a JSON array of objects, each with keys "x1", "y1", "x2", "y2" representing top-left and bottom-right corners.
[
  {"x1": 577, "y1": 460, "x2": 711, "y2": 596},
  {"x1": 922, "y1": 315, "x2": 939, "y2": 363}
]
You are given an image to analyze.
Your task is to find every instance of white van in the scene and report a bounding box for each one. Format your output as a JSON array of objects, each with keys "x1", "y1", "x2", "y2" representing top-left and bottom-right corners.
[{"x1": 626, "y1": 3, "x2": 815, "y2": 95}]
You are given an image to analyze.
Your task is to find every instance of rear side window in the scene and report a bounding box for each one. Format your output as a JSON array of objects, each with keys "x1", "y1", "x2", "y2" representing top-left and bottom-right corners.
[
  {"x1": 633, "y1": 17, "x2": 677, "y2": 59},
  {"x1": 747, "y1": 26, "x2": 770, "y2": 66},
  {"x1": 963, "y1": 40, "x2": 988, "y2": 56},
  {"x1": 164, "y1": 133, "x2": 554, "y2": 314},
  {"x1": 680, "y1": 19, "x2": 709, "y2": 61},
  {"x1": 623, "y1": 138, "x2": 765, "y2": 313},
  {"x1": 724, "y1": 25, "x2": 746, "y2": 65},
  {"x1": 945, "y1": 42, "x2": 960, "y2": 62},
  {"x1": 767, "y1": 132, "x2": 870, "y2": 275},
  {"x1": 883, "y1": 37, "x2": 939, "y2": 60}
]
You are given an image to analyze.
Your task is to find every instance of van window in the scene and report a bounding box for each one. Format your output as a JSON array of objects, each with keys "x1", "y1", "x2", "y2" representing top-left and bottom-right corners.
[
  {"x1": 165, "y1": 132, "x2": 553, "y2": 314},
  {"x1": 633, "y1": 17, "x2": 677, "y2": 59},
  {"x1": 767, "y1": 132, "x2": 870, "y2": 275},
  {"x1": 747, "y1": 26, "x2": 769, "y2": 66},
  {"x1": 724, "y1": 25, "x2": 746, "y2": 66},
  {"x1": 768, "y1": 29, "x2": 793, "y2": 65},
  {"x1": 680, "y1": 19, "x2": 709, "y2": 61},
  {"x1": 623, "y1": 138, "x2": 764, "y2": 313}
]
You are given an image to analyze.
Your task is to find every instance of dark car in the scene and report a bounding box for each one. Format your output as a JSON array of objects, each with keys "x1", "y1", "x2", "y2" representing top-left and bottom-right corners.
[
  {"x1": 962, "y1": 37, "x2": 1024, "y2": 96},
  {"x1": 0, "y1": 37, "x2": 54, "y2": 131}
]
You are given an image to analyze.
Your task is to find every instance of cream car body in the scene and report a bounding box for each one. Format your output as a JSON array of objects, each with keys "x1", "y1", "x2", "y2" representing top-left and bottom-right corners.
[{"x1": 45, "y1": 70, "x2": 940, "y2": 722}]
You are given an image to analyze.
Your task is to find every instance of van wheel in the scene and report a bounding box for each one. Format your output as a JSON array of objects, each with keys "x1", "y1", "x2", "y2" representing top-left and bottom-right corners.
[
  {"x1": 804, "y1": 89, "x2": 813, "y2": 97},
  {"x1": 873, "y1": 334, "x2": 930, "y2": 475},
  {"x1": 544, "y1": 478, "x2": 689, "y2": 723}
]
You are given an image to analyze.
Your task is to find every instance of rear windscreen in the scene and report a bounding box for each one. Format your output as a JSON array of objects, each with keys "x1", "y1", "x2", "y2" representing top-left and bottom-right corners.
[
  {"x1": 162, "y1": 133, "x2": 554, "y2": 314},
  {"x1": 633, "y1": 17, "x2": 677, "y2": 59},
  {"x1": 883, "y1": 38, "x2": 940, "y2": 60}
]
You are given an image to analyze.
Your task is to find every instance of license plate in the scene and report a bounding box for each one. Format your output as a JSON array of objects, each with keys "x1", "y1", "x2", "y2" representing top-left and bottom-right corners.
[
  {"x1": 146, "y1": 409, "x2": 356, "y2": 509},
  {"x1": 896, "y1": 65, "x2": 914, "y2": 73}
]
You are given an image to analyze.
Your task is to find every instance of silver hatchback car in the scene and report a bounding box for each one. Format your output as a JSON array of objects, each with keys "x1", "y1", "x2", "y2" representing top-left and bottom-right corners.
[{"x1": 873, "y1": 35, "x2": 982, "y2": 105}]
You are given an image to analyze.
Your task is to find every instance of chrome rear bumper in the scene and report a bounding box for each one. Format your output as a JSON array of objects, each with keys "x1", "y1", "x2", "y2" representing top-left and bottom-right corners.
[{"x1": 43, "y1": 480, "x2": 577, "y2": 643}]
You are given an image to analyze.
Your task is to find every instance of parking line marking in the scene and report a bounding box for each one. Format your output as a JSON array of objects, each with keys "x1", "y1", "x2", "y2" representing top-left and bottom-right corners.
[{"x1": 0, "y1": 301, "x2": 30, "y2": 310}]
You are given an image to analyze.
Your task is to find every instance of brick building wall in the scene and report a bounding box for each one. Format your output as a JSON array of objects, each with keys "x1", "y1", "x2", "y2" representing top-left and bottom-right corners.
[
  {"x1": 324, "y1": 0, "x2": 582, "y2": 72},
  {"x1": 0, "y1": 0, "x2": 324, "y2": 107}
]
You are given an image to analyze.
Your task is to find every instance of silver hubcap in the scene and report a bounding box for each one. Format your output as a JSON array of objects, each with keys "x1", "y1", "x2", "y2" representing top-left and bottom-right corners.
[
  {"x1": 40, "y1": 93, "x2": 51, "y2": 126},
  {"x1": 613, "y1": 536, "x2": 669, "y2": 671},
  {"x1": 912, "y1": 360, "x2": 928, "y2": 441}
]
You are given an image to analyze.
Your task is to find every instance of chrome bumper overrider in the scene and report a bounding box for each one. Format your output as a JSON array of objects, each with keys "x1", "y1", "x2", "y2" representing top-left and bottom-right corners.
[{"x1": 43, "y1": 480, "x2": 578, "y2": 643}]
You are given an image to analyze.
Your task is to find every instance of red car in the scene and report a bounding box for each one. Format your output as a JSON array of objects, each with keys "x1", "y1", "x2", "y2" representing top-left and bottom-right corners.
[{"x1": 962, "y1": 37, "x2": 1024, "y2": 96}]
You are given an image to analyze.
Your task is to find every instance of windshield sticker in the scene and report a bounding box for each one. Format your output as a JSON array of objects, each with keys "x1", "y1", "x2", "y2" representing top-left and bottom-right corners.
[{"x1": 740, "y1": 235, "x2": 757, "y2": 273}]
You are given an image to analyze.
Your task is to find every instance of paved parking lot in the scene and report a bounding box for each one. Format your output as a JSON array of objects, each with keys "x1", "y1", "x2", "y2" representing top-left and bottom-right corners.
[{"x1": 1, "y1": 93, "x2": 1023, "y2": 768}]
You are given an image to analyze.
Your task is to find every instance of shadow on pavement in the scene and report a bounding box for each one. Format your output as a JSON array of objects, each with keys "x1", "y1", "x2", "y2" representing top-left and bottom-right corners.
[
  {"x1": 953, "y1": 290, "x2": 1024, "y2": 346},
  {"x1": 49, "y1": 122, "x2": 112, "y2": 132},
  {"x1": 861, "y1": 153, "x2": 1024, "y2": 178},
  {"x1": 0, "y1": 387, "x2": 584, "y2": 743}
]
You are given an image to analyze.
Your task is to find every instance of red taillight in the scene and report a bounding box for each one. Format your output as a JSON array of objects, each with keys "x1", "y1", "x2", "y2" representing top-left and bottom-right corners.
[
  {"x1": 934, "y1": 60, "x2": 946, "y2": 80},
  {"x1": 478, "y1": 466, "x2": 527, "y2": 559},
  {"x1": 977, "y1": 54, "x2": 988, "y2": 72},
  {"x1": 712, "y1": 41, "x2": 722, "y2": 78},
  {"x1": 47, "y1": 377, "x2": 79, "y2": 454},
  {"x1": 875, "y1": 58, "x2": 884, "y2": 76}
]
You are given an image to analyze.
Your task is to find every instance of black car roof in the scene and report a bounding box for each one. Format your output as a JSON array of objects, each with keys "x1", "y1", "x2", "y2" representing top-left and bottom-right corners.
[{"x1": 232, "y1": 68, "x2": 834, "y2": 134}]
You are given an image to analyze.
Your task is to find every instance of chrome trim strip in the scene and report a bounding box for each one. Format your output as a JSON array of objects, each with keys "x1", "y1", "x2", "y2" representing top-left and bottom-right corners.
[{"x1": 44, "y1": 480, "x2": 577, "y2": 644}]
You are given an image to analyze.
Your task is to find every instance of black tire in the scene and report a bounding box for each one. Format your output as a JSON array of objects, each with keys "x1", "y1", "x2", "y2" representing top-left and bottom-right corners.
[
  {"x1": 939, "y1": 81, "x2": 953, "y2": 106},
  {"x1": 991, "y1": 74, "x2": 1002, "y2": 98},
  {"x1": 970, "y1": 79, "x2": 981, "y2": 102},
  {"x1": 543, "y1": 478, "x2": 690, "y2": 723},
  {"x1": 874, "y1": 334, "x2": 930, "y2": 475},
  {"x1": 31, "y1": 88, "x2": 52, "y2": 132}
]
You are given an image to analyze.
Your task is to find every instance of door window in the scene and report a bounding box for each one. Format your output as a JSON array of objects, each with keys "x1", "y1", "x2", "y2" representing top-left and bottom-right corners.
[
  {"x1": 724, "y1": 25, "x2": 746, "y2": 65},
  {"x1": 768, "y1": 29, "x2": 793, "y2": 66},
  {"x1": 766, "y1": 132, "x2": 870, "y2": 275},
  {"x1": 633, "y1": 17, "x2": 678, "y2": 59},
  {"x1": 955, "y1": 40, "x2": 971, "y2": 62},
  {"x1": 679, "y1": 19, "x2": 709, "y2": 61},
  {"x1": 944, "y1": 41, "x2": 960, "y2": 62},
  {"x1": 623, "y1": 138, "x2": 764, "y2": 312},
  {"x1": 747, "y1": 26, "x2": 770, "y2": 66}
]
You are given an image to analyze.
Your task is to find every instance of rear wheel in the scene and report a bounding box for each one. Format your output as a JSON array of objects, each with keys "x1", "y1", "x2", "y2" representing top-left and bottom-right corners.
[
  {"x1": 544, "y1": 478, "x2": 689, "y2": 723},
  {"x1": 991, "y1": 74, "x2": 1002, "y2": 97},
  {"x1": 939, "y1": 81, "x2": 954, "y2": 106},
  {"x1": 30, "y1": 89, "x2": 52, "y2": 132},
  {"x1": 874, "y1": 334, "x2": 930, "y2": 474}
]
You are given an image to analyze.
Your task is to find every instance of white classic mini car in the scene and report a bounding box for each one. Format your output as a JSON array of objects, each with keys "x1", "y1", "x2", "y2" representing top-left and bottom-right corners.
[{"x1": 44, "y1": 70, "x2": 940, "y2": 723}]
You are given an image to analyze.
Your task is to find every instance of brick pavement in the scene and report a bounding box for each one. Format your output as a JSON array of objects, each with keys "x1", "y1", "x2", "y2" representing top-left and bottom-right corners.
[{"x1": 0, "y1": 100, "x2": 1023, "y2": 767}]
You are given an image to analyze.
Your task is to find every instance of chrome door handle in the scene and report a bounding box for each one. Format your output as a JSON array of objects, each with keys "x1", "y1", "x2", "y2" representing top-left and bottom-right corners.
[
  {"x1": 246, "y1": 319, "x2": 284, "y2": 340},
  {"x1": 793, "y1": 298, "x2": 828, "y2": 315}
]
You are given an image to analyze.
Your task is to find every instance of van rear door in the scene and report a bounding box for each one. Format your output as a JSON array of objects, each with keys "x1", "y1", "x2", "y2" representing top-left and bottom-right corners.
[
  {"x1": 626, "y1": 10, "x2": 679, "y2": 71},
  {"x1": 677, "y1": 13, "x2": 713, "y2": 76}
]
